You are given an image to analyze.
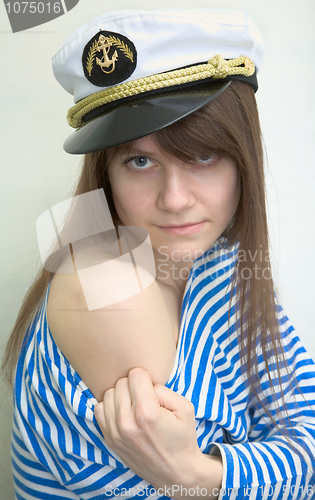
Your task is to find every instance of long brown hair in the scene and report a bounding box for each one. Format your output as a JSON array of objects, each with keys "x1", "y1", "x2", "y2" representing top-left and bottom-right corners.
[{"x1": 0, "y1": 81, "x2": 298, "y2": 409}]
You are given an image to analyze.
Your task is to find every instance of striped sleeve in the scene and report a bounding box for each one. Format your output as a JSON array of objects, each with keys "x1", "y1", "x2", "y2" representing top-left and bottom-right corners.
[{"x1": 210, "y1": 306, "x2": 315, "y2": 500}]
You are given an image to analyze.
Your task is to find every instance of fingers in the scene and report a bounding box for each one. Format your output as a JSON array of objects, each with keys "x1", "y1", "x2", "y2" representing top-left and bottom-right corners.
[
  {"x1": 94, "y1": 367, "x2": 198, "y2": 481},
  {"x1": 94, "y1": 369, "x2": 155, "y2": 442},
  {"x1": 94, "y1": 401, "x2": 106, "y2": 434},
  {"x1": 128, "y1": 368, "x2": 158, "y2": 406},
  {"x1": 114, "y1": 376, "x2": 132, "y2": 415},
  {"x1": 154, "y1": 384, "x2": 195, "y2": 420},
  {"x1": 95, "y1": 387, "x2": 117, "y2": 439},
  {"x1": 128, "y1": 368, "x2": 160, "y2": 425}
]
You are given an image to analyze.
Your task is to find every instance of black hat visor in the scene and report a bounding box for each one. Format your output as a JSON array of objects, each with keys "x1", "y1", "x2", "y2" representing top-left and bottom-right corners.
[{"x1": 64, "y1": 80, "x2": 231, "y2": 154}]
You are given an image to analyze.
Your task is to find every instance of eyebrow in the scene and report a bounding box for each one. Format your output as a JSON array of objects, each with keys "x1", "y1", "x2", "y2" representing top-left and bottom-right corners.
[{"x1": 114, "y1": 148, "x2": 158, "y2": 160}]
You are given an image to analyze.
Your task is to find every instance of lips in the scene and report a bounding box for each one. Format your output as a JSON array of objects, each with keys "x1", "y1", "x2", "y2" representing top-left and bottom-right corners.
[{"x1": 156, "y1": 221, "x2": 206, "y2": 235}]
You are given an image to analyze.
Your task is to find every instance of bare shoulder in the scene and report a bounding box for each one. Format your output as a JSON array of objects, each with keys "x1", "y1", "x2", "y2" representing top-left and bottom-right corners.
[{"x1": 47, "y1": 264, "x2": 176, "y2": 402}]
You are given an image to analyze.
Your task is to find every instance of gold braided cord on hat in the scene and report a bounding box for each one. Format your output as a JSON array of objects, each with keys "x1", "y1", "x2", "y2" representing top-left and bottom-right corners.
[{"x1": 68, "y1": 55, "x2": 255, "y2": 129}]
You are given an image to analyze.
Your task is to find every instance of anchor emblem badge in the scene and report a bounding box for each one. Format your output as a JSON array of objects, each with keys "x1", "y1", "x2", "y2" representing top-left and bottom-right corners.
[
  {"x1": 83, "y1": 30, "x2": 137, "y2": 87},
  {"x1": 96, "y1": 34, "x2": 118, "y2": 74}
]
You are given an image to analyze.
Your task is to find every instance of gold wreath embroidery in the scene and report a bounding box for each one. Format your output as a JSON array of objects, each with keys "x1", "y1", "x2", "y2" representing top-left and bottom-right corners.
[
  {"x1": 86, "y1": 40, "x2": 98, "y2": 76},
  {"x1": 106, "y1": 35, "x2": 134, "y2": 63}
]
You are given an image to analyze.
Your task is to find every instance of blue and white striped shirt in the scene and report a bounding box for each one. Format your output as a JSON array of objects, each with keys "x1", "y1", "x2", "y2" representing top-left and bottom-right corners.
[{"x1": 12, "y1": 243, "x2": 315, "y2": 499}]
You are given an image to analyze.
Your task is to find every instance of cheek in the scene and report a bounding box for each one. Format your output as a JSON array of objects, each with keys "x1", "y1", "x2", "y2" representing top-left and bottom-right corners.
[
  {"x1": 110, "y1": 180, "x2": 151, "y2": 223},
  {"x1": 223, "y1": 177, "x2": 241, "y2": 211},
  {"x1": 207, "y1": 169, "x2": 240, "y2": 219},
  {"x1": 111, "y1": 189, "x2": 133, "y2": 219}
]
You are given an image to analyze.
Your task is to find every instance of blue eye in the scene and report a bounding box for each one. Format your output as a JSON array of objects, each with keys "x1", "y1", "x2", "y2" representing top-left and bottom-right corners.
[{"x1": 128, "y1": 156, "x2": 154, "y2": 170}]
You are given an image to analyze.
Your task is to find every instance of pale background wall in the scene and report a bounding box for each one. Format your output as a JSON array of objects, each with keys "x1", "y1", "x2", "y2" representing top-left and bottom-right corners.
[{"x1": 1, "y1": 0, "x2": 314, "y2": 497}]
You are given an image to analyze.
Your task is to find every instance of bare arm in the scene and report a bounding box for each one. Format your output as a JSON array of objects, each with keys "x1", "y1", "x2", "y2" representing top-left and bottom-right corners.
[{"x1": 47, "y1": 264, "x2": 177, "y2": 402}]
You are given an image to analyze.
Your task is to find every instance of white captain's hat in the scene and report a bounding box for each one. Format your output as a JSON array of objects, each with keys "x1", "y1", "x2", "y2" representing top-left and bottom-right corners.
[{"x1": 52, "y1": 9, "x2": 264, "y2": 154}]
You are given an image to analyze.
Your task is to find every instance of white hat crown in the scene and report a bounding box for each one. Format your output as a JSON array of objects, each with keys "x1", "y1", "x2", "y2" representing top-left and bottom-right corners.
[{"x1": 52, "y1": 9, "x2": 264, "y2": 103}]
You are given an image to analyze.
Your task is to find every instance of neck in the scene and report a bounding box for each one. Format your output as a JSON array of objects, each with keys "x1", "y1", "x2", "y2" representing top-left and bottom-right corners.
[{"x1": 153, "y1": 249, "x2": 194, "y2": 295}]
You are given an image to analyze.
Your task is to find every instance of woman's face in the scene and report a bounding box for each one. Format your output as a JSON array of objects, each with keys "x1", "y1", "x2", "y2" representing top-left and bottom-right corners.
[{"x1": 107, "y1": 134, "x2": 240, "y2": 265}]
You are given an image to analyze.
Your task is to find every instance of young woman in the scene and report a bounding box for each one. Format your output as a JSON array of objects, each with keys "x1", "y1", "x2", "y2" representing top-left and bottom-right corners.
[{"x1": 2, "y1": 9, "x2": 315, "y2": 500}]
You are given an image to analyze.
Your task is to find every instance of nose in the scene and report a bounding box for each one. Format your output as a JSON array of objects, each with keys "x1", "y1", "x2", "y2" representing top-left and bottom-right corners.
[{"x1": 156, "y1": 162, "x2": 196, "y2": 213}]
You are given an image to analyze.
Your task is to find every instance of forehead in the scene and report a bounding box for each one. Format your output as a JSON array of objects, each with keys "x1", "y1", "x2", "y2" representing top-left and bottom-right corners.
[{"x1": 108, "y1": 134, "x2": 170, "y2": 160}]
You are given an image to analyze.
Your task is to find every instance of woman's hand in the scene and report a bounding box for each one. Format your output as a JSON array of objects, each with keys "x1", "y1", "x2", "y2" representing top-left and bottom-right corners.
[{"x1": 94, "y1": 367, "x2": 223, "y2": 499}]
